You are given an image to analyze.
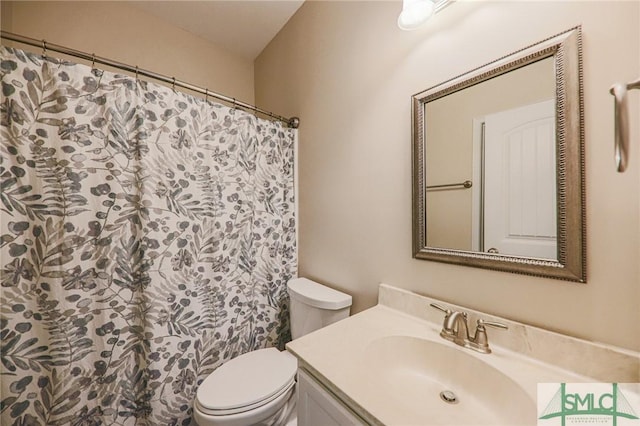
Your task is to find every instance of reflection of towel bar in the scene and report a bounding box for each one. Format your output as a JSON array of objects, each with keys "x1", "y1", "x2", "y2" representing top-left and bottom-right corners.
[
  {"x1": 610, "y1": 77, "x2": 640, "y2": 172},
  {"x1": 426, "y1": 180, "x2": 473, "y2": 190}
]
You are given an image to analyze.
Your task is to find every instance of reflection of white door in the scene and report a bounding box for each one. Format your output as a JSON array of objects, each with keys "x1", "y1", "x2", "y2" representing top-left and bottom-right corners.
[{"x1": 483, "y1": 100, "x2": 557, "y2": 259}]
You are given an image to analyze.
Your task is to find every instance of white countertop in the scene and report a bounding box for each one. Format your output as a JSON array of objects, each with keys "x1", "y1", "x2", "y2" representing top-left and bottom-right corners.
[{"x1": 286, "y1": 284, "x2": 640, "y2": 426}]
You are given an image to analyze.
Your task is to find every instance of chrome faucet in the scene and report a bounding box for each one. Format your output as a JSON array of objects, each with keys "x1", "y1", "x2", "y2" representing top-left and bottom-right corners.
[{"x1": 430, "y1": 303, "x2": 508, "y2": 354}]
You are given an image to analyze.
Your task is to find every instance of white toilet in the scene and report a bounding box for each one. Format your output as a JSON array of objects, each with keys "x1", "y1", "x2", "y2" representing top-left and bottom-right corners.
[{"x1": 193, "y1": 277, "x2": 352, "y2": 426}]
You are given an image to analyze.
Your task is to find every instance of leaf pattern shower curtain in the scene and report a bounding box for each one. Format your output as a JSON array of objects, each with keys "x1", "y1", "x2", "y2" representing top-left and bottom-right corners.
[{"x1": 0, "y1": 46, "x2": 296, "y2": 425}]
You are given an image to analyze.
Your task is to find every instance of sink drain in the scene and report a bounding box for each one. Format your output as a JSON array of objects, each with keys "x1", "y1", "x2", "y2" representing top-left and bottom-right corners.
[{"x1": 439, "y1": 390, "x2": 458, "y2": 404}]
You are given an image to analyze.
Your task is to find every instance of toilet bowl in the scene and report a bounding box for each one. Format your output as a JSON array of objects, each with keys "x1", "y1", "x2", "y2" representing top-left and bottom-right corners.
[
  {"x1": 193, "y1": 348, "x2": 298, "y2": 426},
  {"x1": 193, "y1": 278, "x2": 352, "y2": 426}
]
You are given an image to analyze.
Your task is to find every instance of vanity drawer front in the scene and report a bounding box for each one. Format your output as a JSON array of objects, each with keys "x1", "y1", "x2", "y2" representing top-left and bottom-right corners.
[{"x1": 297, "y1": 369, "x2": 366, "y2": 426}]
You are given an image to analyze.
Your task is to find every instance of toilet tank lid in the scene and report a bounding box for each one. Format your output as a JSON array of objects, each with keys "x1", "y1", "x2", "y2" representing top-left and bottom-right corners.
[{"x1": 287, "y1": 278, "x2": 352, "y2": 310}]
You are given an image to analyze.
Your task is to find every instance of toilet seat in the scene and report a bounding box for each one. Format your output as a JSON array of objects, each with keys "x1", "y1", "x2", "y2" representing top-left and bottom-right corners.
[
  {"x1": 196, "y1": 348, "x2": 297, "y2": 416},
  {"x1": 195, "y1": 378, "x2": 295, "y2": 416}
]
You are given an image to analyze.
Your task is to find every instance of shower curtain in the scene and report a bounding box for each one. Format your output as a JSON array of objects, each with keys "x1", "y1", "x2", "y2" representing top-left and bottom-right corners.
[{"x1": 0, "y1": 46, "x2": 297, "y2": 425}]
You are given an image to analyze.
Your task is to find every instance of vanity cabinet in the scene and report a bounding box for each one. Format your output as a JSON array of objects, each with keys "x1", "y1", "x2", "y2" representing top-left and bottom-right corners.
[{"x1": 297, "y1": 369, "x2": 366, "y2": 426}]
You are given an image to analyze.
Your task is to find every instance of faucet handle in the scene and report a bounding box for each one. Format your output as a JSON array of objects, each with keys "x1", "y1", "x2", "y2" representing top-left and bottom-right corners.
[
  {"x1": 471, "y1": 319, "x2": 508, "y2": 354},
  {"x1": 477, "y1": 319, "x2": 508, "y2": 330},
  {"x1": 430, "y1": 303, "x2": 451, "y2": 315},
  {"x1": 430, "y1": 303, "x2": 454, "y2": 333}
]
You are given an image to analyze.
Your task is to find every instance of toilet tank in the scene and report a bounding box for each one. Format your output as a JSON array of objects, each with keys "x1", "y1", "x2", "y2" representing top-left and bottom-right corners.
[{"x1": 287, "y1": 278, "x2": 352, "y2": 340}]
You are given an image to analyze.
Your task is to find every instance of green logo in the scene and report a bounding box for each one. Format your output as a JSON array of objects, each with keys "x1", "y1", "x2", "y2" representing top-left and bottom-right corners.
[{"x1": 539, "y1": 383, "x2": 639, "y2": 426}]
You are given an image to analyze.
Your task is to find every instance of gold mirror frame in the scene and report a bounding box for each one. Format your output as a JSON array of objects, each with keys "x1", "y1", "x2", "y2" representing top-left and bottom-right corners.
[{"x1": 412, "y1": 27, "x2": 585, "y2": 282}]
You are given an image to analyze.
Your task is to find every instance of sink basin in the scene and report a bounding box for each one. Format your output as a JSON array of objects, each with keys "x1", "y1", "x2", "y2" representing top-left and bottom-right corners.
[{"x1": 359, "y1": 336, "x2": 536, "y2": 425}]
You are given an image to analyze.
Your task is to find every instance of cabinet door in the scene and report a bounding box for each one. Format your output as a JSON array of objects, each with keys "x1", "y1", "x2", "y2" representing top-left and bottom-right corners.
[{"x1": 297, "y1": 369, "x2": 366, "y2": 426}]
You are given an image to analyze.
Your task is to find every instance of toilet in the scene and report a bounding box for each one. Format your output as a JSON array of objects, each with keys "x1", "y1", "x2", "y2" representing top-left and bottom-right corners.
[{"x1": 193, "y1": 277, "x2": 352, "y2": 426}]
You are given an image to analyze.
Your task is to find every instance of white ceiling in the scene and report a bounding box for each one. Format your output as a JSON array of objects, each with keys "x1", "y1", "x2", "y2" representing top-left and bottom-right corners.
[{"x1": 130, "y1": 1, "x2": 305, "y2": 61}]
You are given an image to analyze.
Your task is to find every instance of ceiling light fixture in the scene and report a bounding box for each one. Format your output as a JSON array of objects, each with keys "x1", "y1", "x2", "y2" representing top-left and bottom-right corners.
[{"x1": 398, "y1": 0, "x2": 435, "y2": 31}]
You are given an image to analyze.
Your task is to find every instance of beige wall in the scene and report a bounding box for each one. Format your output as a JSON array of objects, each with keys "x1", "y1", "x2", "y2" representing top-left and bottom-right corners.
[
  {"x1": 1, "y1": 1, "x2": 254, "y2": 103},
  {"x1": 256, "y1": 1, "x2": 640, "y2": 351}
]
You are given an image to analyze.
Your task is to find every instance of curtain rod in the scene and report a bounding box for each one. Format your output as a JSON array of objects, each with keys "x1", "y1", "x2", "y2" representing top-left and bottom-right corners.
[{"x1": 0, "y1": 30, "x2": 300, "y2": 129}]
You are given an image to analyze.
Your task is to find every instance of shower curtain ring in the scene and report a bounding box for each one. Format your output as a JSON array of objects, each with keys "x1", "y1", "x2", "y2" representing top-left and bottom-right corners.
[
  {"x1": 41, "y1": 40, "x2": 47, "y2": 58},
  {"x1": 232, "y1": 98, "x2": 237, "y2": 113},
  {"x1": 205, "y1": 88, "x2": 209, "y2": 103},
  {"x1": 135, "y1": 66, "x2": 139, "y2": 81},
  {"x1": 172, "y1": 77, "x2": 176, "y2": 92},
  {"x1": 91, "y1": 53, "x2": 96, "y2": 70}
]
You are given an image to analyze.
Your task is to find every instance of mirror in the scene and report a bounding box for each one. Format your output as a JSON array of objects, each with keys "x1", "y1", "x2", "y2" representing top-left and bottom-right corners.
[{"x1": 412, "y1": 27, "x2": 586, "y2": 282}]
